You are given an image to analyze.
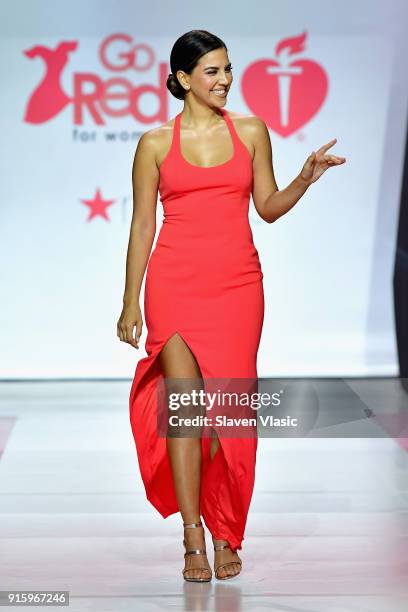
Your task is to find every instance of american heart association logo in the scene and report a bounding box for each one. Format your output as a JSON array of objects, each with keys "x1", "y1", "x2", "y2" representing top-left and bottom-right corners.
[{"x1": 241, "y1": 32, "x2": 328, "y2": 137}]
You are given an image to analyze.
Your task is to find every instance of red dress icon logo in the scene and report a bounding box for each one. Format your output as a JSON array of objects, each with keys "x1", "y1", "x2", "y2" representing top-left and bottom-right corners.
[
  {"x1": 23, "y1": 35, "x2": 166, "y2": 126},
  {"x1": 241, "y1": 32, "x2": 328, "y2": 137},
  {"x1": 23, "y1": 41, "x2": 78, "y2": 124}
]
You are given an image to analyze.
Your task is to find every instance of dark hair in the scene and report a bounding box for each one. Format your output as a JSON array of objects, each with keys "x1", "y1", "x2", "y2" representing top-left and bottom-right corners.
[{"x1": 166, "y1": 30, "x2": 227, "y2": 100}]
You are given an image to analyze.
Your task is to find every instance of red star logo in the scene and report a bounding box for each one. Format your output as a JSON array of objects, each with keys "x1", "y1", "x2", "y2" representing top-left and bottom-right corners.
[{"x1": 80, "y1": 188, "x2": 116, "y2": 221}]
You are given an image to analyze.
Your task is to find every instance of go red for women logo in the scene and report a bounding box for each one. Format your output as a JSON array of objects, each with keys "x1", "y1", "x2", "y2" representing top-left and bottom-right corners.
[
  {"x1": 23, "y1": 34, "x2": 168, "y2": 126},
  {"x1": 23, "y1": 31, "x2": 328, "y2": 137}
]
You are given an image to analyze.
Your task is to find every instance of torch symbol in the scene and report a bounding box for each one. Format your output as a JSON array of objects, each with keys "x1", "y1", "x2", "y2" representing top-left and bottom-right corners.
[
  {"x1": 267, "y1": 49, "x2": 302, "y2": 128},
  {"x1": 266, "y1": 32, "x2": 308, "y2": 127}
]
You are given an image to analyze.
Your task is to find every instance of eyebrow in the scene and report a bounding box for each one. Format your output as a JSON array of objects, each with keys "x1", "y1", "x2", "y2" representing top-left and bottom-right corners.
[{"x1": 204, "y1": 62, "x2": 232, "y2": 70}]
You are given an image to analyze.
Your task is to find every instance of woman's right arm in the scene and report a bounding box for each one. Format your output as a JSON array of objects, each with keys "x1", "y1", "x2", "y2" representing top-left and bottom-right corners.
[{"x1": 117, "y1": 131, "x2": 159, "y2": 349}]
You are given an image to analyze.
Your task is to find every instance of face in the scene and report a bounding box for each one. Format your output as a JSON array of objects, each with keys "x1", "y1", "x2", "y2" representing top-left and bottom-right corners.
[{"x1": 177, "y1": 47, "x2": 233, "y2": 105}]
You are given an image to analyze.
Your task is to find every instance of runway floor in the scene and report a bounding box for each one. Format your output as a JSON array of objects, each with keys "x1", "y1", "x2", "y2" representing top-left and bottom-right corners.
[{"x1": 0, "y1": 381, "x2": 407, "y2": 611}]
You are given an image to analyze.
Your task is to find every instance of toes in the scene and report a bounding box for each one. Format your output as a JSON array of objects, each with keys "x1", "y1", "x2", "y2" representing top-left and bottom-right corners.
[
  {"x1": 217, "y1": 562, "x2": 240, "y2": 578},
  {"x1": 219, "y1": 567, "x2": 227, "y2": 578},
  {"x1": 199, "y1": 568, "x2": 211, "y2": 579},
  {"x1": 226, "y1": 563, "x2": 237, "y2": 577},
  {"x1": 228, "y1": 562, "x2": 240, "y2": 577},
  {"x1": 185, "y1": 566, "x2": 211, "y2": 580}
]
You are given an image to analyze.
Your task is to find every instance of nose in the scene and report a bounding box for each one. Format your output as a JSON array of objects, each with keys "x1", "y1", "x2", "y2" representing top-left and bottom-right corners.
[{"x1": 218, "y1": 74, "x2": 229, "y2": 86}]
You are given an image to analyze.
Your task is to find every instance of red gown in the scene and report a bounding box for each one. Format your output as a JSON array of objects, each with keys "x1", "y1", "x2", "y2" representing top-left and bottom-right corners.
[{"x1": 129, "y1": 107, "x2": 264, "y2": 553}]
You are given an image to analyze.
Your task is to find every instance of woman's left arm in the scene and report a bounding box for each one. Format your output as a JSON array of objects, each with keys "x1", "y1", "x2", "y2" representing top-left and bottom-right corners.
[{"x1": 250, "y1": 117, "x2": 346, "y2": 224}]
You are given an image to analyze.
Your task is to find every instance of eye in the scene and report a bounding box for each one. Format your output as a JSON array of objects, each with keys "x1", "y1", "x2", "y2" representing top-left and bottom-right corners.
[{"x1": 207, "y1": 66, "x2": 233, "y2": 75}]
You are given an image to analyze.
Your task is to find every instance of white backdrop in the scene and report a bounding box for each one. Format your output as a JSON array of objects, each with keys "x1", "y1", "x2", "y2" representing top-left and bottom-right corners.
[{"x1": 1, "y1": 0, "x2": 407, "y2": 377}]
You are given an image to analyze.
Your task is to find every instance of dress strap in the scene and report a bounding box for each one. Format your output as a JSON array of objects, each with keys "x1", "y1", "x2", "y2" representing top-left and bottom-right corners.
[
  {"x1": 174, "y1": 112, "x2": 182, "y2": 154},
  {"x1": 220, "y1": 108, "x2": 250, "y2": 158}
]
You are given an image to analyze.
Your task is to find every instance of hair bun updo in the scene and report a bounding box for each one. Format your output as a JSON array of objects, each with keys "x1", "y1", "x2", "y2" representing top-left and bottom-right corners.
[{"x1": 166, "y1": 73, "x2": 185, "y2": 101}]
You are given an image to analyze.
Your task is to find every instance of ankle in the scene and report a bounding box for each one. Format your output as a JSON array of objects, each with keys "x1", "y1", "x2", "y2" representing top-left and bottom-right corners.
[
  {"x1": 212, "y1": 536, "x2": 228, "y2": 545},
  {"x1": 183, "y1": 520, "x2": 205, "y2": 542}
]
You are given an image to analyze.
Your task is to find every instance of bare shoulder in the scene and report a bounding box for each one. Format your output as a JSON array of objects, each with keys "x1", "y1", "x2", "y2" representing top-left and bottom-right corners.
[
  {"x1": 136, "y1": 118, "x2": 175, "y2": 168},
  {"x1": 227, "y1": 111, "x2": 270, "y2": 158},
  {"x1": 227, "y1": 111, "x2": 267, "y2": 131}
]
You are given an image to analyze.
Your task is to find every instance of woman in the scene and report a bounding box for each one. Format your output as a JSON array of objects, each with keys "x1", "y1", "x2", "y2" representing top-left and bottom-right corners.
[{"x1": 117, "y1": 29, "x2": 346, "y2": 582}]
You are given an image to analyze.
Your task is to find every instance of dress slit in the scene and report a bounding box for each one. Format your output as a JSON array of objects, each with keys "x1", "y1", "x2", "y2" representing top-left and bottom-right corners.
[
  {"x1": 129, "y1": 325, "x2": 254, "y2": 552},
  {"x1": 129, "y1": 328, "x2": 209, "y2": 511}
]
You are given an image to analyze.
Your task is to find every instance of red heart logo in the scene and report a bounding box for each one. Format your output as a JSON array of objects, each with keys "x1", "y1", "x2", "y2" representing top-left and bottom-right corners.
[{"x1": 241, "y1": 58, "x2": 328, "y2": 137}]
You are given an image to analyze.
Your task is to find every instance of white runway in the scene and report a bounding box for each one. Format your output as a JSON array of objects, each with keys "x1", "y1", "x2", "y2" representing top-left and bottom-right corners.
[{"x1": 0, "y1": 381, "x2": 407, "y2": 611}]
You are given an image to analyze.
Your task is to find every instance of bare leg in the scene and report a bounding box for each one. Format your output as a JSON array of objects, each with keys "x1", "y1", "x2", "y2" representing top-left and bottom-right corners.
[
  {"x1": 209, "y1": 431, "x2": 242, "y2": 578},
  {"x1": 159, "y1": 333, "x2": 211, "y2": 581},
  {"x1": 210, "y1": 435, "x2": 220, "y2": 460}
]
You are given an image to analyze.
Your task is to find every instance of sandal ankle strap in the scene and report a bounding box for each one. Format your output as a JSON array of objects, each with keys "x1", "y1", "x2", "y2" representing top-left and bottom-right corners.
[
  {"x1": 183, "y1": 537, "x2": 208, "y2": 556},
  {"x1": 184, "y1": 548, "x2": 207, "y2": 556},
  {"x1": 214, "y1": 543, "x2": 230, "y2": 551},
  {"x1": 183, "y1": 520, "x2": 203, "y2": 528}
]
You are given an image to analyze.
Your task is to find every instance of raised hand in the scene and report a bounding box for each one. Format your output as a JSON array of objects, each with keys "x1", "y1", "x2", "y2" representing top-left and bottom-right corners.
[{"x1": 299, "y1": 139, "x2": 346, "y2": 186}]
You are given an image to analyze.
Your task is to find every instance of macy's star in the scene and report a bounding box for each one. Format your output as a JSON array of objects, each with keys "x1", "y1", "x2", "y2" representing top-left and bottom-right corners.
[{"x1": 80, "y1": 188, "x2": 116, "y2": 221}]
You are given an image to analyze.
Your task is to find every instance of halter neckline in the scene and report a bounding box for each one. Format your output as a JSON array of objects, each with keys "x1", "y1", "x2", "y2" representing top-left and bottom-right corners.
[{"x1": 175, "y1": 108, "x2": 237, "y2": 170}]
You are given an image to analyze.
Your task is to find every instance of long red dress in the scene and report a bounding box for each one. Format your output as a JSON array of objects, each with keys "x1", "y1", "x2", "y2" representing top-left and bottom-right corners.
[{"x1": 129, "y1": 107, "x2": 264, "y2": 553}]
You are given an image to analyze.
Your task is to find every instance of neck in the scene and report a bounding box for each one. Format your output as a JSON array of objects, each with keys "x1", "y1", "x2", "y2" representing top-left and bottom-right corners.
[{"x1": 180, "y1": 103, "x2": 224, "y2": 129}]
